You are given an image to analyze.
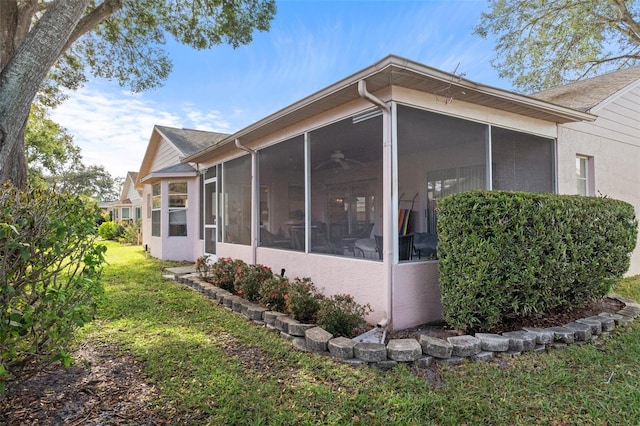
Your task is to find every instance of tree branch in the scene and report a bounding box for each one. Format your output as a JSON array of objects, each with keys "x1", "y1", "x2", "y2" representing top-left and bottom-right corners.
[{"x1": 62, "y1": 0, "x2": 123, "y2": 52}]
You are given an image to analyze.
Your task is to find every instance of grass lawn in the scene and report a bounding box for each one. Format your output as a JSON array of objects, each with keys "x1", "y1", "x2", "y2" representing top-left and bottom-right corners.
[{"x1": 79, "y1": 242, "x2": 640, "y2": 425}]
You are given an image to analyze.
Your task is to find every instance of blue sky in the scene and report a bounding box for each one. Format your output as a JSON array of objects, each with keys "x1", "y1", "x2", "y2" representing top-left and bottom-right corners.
[{"x1": 51, "y1": 0, "x2": 509, "y2": 179}]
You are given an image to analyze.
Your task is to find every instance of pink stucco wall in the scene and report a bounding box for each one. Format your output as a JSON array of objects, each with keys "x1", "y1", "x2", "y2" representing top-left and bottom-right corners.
[
  {"x1": 391, "y1": 261, "x2": 442, "y2": 330},
  {"x1": 255, "y1": 248, "x2": 388, "y2": 326}
]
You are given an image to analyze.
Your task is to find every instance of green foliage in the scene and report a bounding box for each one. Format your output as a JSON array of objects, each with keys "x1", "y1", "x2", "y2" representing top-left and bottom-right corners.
[
  {"x1": 286, "y1": 277, "x2": 324, "y2": 323},
  {"x1": 475, "y1": 0, "x2": 640, "y2": 92},
  {"x1": 0, "y1": 183, "x2": 106, "y2": 387},
  {"x1": 438, "y1": 190, "x2": 638, "y2": 332},
  {"x1": 97, "y1": 221, "x2": 122, "y2": 240},
  {"x1": 38, "y1": 0, "x2": 277, "y2": 103},
  {"x1": 25, "y1": 104, "x2": 81, "y2": 190},
  {"x1": 207, "y1": 257, "x2": 247, "y2": 292},
  {"x1": 234, "y1": 263, "x2": 273, "y2": 302},
  {"x1": 118, "y1": 219, "x2": 141, "y2": 245},
  {"x1": 316, "y1": 294, "x2": 372, "y2": 338},
  {"x1": 259, "y1": 275, "x2": 290, "y2": 313}
]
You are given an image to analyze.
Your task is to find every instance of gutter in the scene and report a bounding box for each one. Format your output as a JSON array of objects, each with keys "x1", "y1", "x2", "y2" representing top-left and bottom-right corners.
[
  {"x1": 234, "y1": 139, "x2": 258, "y2": 265},
  {"x1": 358, "y1": 80, "x2": 393, "y2": 330}
]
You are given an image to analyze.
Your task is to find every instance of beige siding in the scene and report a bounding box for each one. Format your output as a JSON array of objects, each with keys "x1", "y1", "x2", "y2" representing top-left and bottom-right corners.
[
  {"x1": 151, "y1": 139, "x2": 181, "y2": 171},
  {"x1": 557, "y1": 84, "x2": 640, "y2": 276}
]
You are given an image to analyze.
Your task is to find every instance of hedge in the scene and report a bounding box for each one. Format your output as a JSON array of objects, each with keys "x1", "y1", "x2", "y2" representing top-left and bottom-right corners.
[{"x1": 437, "y1": 190, "x2": 638, "y2": 332}]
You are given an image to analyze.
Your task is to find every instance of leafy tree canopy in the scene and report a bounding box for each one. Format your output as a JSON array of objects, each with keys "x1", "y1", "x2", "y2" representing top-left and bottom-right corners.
[
  {"x1": 0, "y1": 0, "x2": 276, "y2": 187},
  {"x1": 475, "y1": 0, "x2": 640, "y2": 92}
]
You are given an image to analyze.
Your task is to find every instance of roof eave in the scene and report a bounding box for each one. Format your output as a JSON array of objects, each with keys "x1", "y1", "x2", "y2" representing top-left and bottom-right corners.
[{"x1": 183, "y1": 55, "x2": 596, "y2": 163}]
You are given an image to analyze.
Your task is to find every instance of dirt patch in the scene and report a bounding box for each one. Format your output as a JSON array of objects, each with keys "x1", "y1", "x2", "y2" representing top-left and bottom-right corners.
[{"x1": 0, "y1": 341, "x2": 169, "y2": 426}]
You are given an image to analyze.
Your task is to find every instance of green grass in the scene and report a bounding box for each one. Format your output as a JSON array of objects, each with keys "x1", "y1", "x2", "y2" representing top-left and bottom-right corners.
[{"x1": 79, "y1": 242, "x2": 640, "y2": 425}]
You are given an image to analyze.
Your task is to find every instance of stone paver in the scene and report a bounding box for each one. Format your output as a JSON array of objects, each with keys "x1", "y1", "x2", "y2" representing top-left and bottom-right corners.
[
  {"x1": 501, "y1": 331, "x2": 537, "y2": 351},
  {"x1": 472, "y1": 351, "x2": 494, "y2": 362},
  {"x1": 386, "y1": 339, "x2": 422, "y2": 362},
  {"x1": 275, "y1": 316, "x2": 299, "y2": 334},
  {"x1": 447, "y1": 335, "x2": 481, "y2": 357},
  {"x1": 475, "y1": 333, "x2": 510, "y2": 352},
  {"x1": 546, "y1": 327, "x2": 575, "y2": 344},
  {"x1": 563, "y1": 322, "x2": 592, "y2": 342},
  {"x1": 328, "y1": 337, "x2": 356, "y2": 359},
  {"x1": 305, "y1": 327, "x2": 333, "y2": 352},
  {"x1": 354, "y1": 342, "x2": 387, "y2": 362},
  {"x1": 575, "y1": 318, "x2": 603, "y2": 335},
  {"x1": 522, "y1": 328, "x2": 555, "y2": 345},
  {"x1": 263, "y1": 311, "x2": 287, "y2": 326},
  {"x1": 246, "y1": 305, "x2": 268, "y2": 321},
  {"x1": 419, "y1": 335, "x2": 452, "y2": 359},
  {"x1": 288, "y1": 323, "x2": 317, "y2": 337}
]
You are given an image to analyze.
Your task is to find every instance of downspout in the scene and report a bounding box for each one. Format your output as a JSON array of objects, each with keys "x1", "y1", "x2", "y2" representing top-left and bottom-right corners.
[
  {"x1": 235, "y1": 139, "x2": 258, "y2": 265},
  {"x1": 358, "y1": 80, "x2": 393, "y2": 330}
]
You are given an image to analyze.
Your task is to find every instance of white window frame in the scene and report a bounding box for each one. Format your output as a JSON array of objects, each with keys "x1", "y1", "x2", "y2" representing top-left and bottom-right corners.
[{"x1": 168, "y1": 181, "x2": 188, "y2": 237}]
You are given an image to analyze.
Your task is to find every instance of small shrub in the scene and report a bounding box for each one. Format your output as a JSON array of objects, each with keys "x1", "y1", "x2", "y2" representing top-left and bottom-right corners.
[
  {"x1": 118, "y1": 219, "x2": 141, "y2": 245},
  {"x1": 234, "y1": 264, "x2": 273, "y2": 302},
  {"x1": 286, "y1": 278, "x2": 324, "y2": 323},
  {"x1": 208, "y1": 257, "x2": 246, "y2": 292},
  {"x1": 97, "y1": 221, "x2": 122, "y2": 240},
  {"x1": 195, "y1": 255, "x2": 213, "y2": 279},
  {"x1": 316, "y1": 294, "x2": 372, "y2": 338},
  {"x1": 259, "y1": 275, "x2": 290, "y2": 312}
]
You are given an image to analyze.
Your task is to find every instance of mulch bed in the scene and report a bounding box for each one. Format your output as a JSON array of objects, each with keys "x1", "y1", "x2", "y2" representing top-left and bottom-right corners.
[
  {"x1": 0, "y1": 297, "x2": 627, "y2": 424},
  {"x1": 0, "y1": 341, "x2": 170, "y2": 426}
]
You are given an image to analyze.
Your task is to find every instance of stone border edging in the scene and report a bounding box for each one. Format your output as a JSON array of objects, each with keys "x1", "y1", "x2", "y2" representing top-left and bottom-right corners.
[{"x1": 176, "y1": 273, "x2": 640, "y2": 370}]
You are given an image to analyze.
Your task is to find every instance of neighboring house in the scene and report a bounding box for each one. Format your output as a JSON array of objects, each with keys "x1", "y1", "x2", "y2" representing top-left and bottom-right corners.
[
  {"x1": 108, "y1": 171, "x2": 143, "y2": 224},
  {"x1": 532, "y1": 67, "x2": 640, "y2": 276},
  {"x1": 136, "y1": 125, "x2": 229, "y2": 261},
  {"x1": 139, "y1": 55, "x2": 640, "y2": 331}
]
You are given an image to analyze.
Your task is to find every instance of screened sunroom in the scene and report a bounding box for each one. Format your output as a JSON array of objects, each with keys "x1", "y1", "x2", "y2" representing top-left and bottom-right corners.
[{"x1": 185, "y1": 55, "x2": 592, "y2": 330}]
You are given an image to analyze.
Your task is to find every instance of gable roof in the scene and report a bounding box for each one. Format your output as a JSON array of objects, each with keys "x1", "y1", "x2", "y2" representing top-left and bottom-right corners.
[
  {"x1": 184, "y1": 54, "x2": 596, "y2": 164},
  {"x1": 154, "y1": 126, "x2": 228, "y2": 157},
  {"x1": 531, "y1": 66, "x2": 640, "y2": 112},
  {"x1": 137, "y1": 125, "x2": 230, "y2": 186}
]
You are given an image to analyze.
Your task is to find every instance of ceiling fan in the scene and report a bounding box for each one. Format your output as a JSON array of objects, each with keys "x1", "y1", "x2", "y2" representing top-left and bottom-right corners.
[{"x1": 314, "y1": 150, "x2": 363, "y2": 170}]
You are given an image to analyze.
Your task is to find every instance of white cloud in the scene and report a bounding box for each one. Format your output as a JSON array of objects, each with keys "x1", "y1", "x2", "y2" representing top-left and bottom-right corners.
[{"x1": 49, "y1": 84, "x2": 233, "y2": 179}]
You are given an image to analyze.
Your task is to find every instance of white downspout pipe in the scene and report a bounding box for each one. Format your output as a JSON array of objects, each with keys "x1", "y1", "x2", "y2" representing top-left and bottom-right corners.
[
  {"x1": 358, "y1": 80, "x2": 393, "y2": 330},
  {"x1": 235, "y1": 139, "x2": 258, "y2": 265}
]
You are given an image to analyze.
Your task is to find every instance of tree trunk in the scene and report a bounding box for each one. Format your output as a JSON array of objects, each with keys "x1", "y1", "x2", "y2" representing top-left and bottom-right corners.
[{"x1": 0, "y1": 0, "x2": 90, "y2": 188}]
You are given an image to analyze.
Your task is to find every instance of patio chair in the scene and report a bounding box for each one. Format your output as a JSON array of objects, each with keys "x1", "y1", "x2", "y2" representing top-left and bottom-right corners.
[{"x1": 374, "y1": 234, "x2": 414, "y2": 261}]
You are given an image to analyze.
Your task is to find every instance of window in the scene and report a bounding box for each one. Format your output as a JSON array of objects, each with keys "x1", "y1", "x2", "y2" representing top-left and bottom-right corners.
[
  {"x1": 223, "y1": 156, "x2": 251, "y2": 245},
  {"x1": 576, "y1": 155, "x2": 593, "y2": 195},
  {"x1": 151, "y1": 183, "x2": 161, "y2": 237},
  {"x1": 309, "y1": 116, "x2": 382, "y2": 256},
  {"x1": 168, "y1": 181, "x2": 188, "y2": 236},
  {"x1": 122, "y1": 207, "x2": 130, "y2": 219},
  {"x1": 492, "y1": 127, "x2": 554, "y2": 193},
  {"x1": 257, "y1": 136, "x2": 304, "y2": 250},
  {"x1": 135, "y1": 207, "x2": 142, "y2": 221},
  {"x1": 398, "y1": 105, "x2": 487, "y2": 237}
]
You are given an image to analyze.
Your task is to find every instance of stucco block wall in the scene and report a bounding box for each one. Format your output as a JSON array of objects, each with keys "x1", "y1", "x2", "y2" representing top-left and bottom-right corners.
[
  {"x1": 392, "y1": 261, "x2": 442, "y2": 330},
  {"x1": 256, "y1": 248, "x2": 388, "y2": 325}
]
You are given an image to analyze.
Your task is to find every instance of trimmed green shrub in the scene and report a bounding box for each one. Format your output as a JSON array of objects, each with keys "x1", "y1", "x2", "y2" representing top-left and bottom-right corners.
[
  {"x1": 286, "y1": 278, "x2": 324, "y2": 323},
  {"x1": 259, "y1": 275, "x2": 290, "y2": 312},
  {"x1": 316, "y1": 294, "x2": 372, "y2": 338},
  {"x1": 234, "y1": 263, "x2": 273, "y2": 302},
  {"x1": 437, "y1": 190, "x2": 638, "y2": 332},
  {"x1": 97, "y1": 221, "x2": 122, "y2": 240},
  {"x1": 0, "y1": 184, "x2": 107, "y2": 391}
]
